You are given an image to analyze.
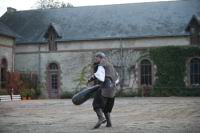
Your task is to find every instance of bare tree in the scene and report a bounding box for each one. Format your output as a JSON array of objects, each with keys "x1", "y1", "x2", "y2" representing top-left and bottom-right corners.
[{"x1": 36, "y1": 0, "x2": 73, "y2": 9}]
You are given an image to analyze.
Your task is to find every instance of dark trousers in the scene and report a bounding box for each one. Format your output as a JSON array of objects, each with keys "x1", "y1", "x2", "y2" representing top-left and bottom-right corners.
[{"x1": 93, "y1": 88, "x2": 115, "y2": 113}]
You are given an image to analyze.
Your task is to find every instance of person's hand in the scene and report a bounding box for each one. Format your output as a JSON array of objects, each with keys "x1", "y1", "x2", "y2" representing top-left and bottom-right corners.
[
  {"x1": 87, "y1": 75, "x2": 95, "y2": 85},
  {"x1": 86, "y1": 81, "x2": 90, "y2": 86}
]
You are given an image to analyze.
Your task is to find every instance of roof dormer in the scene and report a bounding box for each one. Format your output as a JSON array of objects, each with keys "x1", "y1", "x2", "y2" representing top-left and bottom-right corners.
[
  {"x1": 44, "y1": 23, "x2": 62, "y2": 51},
  {"x1": 185, "y1": 15, "x2": 200, "y2": 46}
]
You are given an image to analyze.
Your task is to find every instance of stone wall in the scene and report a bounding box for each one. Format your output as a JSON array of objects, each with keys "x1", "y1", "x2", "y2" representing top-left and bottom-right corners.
[
  {"x1": 0, "y1": 35, "x2": 15, "y2": 89},
  {"x1": 0, "y1": 35, "x2": 15, "y2": 71},
  {"x1": 14, "y1": 36, "x2": 190, "y2": 98},
  {"x1": 15, "y1": 51, "x2": 93, "y2": 98}
]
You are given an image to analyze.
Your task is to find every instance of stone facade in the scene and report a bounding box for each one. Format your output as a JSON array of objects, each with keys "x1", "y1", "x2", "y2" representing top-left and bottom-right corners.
[
  {"x1": 1, "y1": 0, "x2": 199, "y2": 98},
  {"x1": 14, "y1": 37, "x2": 190, "y2": 98},
  {"x1": 0, "y1": 35, "x2": 15, "y2": 88}
]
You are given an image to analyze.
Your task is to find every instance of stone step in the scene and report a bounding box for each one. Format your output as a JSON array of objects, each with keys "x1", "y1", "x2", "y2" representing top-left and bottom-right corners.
[
  {"x1": 0, "y1": 95, "x2": 12, "y2": 102},
  {"x1": 12, "y1": 95, "x2": 21, "y2": 101},
  {"x1": 0, "y1": 95, "x2": 22, "y2": 101}
]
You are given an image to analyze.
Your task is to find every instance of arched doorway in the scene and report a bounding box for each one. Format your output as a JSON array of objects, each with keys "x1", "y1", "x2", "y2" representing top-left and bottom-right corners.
[
  {"x1": 140, "y1": 59, "x2": 152, "y2": 86},
  {"x1": 190, "y1": 58, "x2": 200, "y2": 86},
  {"x1": 1, "y1": 58, "x2": 8, "y2": 88},
  {"x1": 47, "y1": 63, "x2": 60, "y2": 98}
]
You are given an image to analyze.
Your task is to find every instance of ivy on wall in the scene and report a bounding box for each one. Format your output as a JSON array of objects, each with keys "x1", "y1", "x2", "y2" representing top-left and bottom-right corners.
[
  {"x1": 149, "y1": 46, "x2": 200, "y2": 96},
  {"x1": 73, "y1": 63, "x2": 92, "y2": 92}
]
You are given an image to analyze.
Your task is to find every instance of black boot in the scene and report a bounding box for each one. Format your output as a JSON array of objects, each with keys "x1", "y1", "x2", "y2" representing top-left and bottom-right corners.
[
  {"x1": 93, "y1": 109, "x2": 106, "y2": 129},
  {"x1": 104, "y1": 113, "x2": 112, "y2": 127}
]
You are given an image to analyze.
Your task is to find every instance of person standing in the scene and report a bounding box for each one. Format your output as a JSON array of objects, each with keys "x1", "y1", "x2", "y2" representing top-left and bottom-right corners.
[{"x1": 88, "y1": 52, "x2": 119, "y2": 129}]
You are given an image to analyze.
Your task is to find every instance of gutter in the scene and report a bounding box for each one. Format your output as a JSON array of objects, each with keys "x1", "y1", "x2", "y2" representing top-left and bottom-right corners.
[{"x1": 15, "y1": 34, "x2": 190, "y2": 45}]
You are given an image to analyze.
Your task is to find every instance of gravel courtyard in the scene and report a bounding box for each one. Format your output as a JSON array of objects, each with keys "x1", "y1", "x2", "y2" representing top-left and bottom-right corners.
[{"x1": 0, "y1": 97, "x2": 200, "y2": 133}]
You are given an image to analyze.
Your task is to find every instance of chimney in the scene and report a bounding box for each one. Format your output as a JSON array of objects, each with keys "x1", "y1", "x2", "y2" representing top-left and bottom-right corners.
[{"x1": 7, "y1": 7, "x2": 17, "y2": 13}]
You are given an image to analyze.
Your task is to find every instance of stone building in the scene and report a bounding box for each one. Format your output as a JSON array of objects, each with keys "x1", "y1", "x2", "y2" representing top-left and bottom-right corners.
[
  {"x1": 0, "y1": 0, "x2": 199, "y2": 98},
  {"x1": 0, "y1": 20, "x2": 17, "y2": 89}
]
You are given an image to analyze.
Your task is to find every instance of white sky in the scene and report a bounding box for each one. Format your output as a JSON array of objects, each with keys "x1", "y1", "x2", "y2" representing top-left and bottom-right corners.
[{"x1": 0, "y1": 0, "x2": 174, "y2": 16}]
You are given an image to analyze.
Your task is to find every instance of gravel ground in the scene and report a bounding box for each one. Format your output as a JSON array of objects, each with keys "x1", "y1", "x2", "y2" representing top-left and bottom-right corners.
[{"x1": 0, "y1": 97, "x2": 200, "y2": 133}]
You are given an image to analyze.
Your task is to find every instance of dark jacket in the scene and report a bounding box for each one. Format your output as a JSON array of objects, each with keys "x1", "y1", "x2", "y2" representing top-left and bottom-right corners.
[{"x1": 99, "y1": 59, "x2": 118, "y2": 98}]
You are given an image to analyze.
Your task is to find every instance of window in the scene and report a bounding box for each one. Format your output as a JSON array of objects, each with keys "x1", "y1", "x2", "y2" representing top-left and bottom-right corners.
[
  {"x1": 0, "y1": 58, "x2": 8, "y2": 88},
  {"x1": 49, "y1": 63, "x2": 58, "y2": 70},
  {"x1": 48, "y1": 63, "x2": 59, "y2": 98},
  {"x1": 190, "y1": 58, "x2": 200, "y2": 86},
  {"x1": 49, "y1": 63, "x2": 58, "y2": 90},
  {"x1": 44, "y1": 23, "x2": 62, "y2": 51},
  {"x1": 140, "y1": 59, "x2": 152, "y2": 85},
  {"x1": 185, "y1": 15, "x2": 200, "y2": 45},
  {"x1": 48, "y1": 28, "x2": 57, "y2": 51},
  {"x1": 190, "y1": 26, "x2": 200, "y2": 45}
]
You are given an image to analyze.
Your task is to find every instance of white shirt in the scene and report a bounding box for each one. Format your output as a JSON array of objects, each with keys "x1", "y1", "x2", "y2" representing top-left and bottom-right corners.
[
  {"x1": 94, "y1": 66, "x2": 105, "y2": 82},
  {"x1": 115, "y1": 72, "x2": 120, "y2": 84}
]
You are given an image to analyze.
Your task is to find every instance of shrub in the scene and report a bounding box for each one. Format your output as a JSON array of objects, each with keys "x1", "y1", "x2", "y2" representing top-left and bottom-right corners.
[
  {"x1": 34, "y1": 87, "x2": 41, "y2": 98},
  {"x1": 30, "y1": 88, "x2": 36, "y2": 99},
  {"x1": 116, "y1": 88, "x2": 136, "y2": 97},
  {"x1": 0, "y1": 89, "x2": 9, "y2": 95},
  {"x1": 20, "y1": 88, "x2": 29, "y2": 98},
  {"x1": 149, "y1": 87, "x2": 200, "y2": 97},
  {"x1": 60, "y1": 91, "x2": 74, "y2": 99},
  {"x1": 20, "y1": 88, "x2": 33, "y2": 98}
]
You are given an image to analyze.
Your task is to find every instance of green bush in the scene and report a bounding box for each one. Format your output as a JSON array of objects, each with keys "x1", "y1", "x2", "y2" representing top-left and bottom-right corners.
[
  {"x1": 34, "y1": 87, "x2": 41, "y2": 98},
  {"x1": 150, "y1": 87, "x2": 200, "y2": 97},
  {"x1": 150, "y1": 87, "x2": 180, "y2": 97},
  {"x1": 20, "y1": 88, "x2": 39, "y2": 99},
  {"x1": 0, "y1": 89, "x2": 9, "y2": 95},
  {"x1": 60, "y1": 91, "x2": 74, "y2": 99},
  {"x1": 179, "y1": 88, "x2": 200, "y2": 96},
  {"x1": 20, "y1": 89, "x2": 27, "y2": 98},
  {"x1": 115, "y1": 88, "x2": 136, "y2": 97},
  {"x1": 20, "y1": 88, "x2": 32, "y2": 98},
  {"x1": 30, "y1": 88, "x2": 36, "y2": 98}
]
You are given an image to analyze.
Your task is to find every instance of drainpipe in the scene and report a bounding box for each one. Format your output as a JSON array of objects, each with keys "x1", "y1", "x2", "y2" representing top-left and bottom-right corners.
[
  {"x1": 0, "y1": 64, "x2": 1, "y2": 89},
  {"x1": 38, "y1": 43, "x2": 41, "y2": 84},
  {"x1": 12, "y1": 39, "x2": 15, "y2": 72},
  {"x1": 120, "y1": 38, "x2": 124, "y2": 90}
]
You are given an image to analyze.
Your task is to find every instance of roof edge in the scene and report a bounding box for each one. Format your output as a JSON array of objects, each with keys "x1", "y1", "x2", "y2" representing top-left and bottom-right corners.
[{"x1": 16, "y1": 34, "x2": 189, "y2": 45}]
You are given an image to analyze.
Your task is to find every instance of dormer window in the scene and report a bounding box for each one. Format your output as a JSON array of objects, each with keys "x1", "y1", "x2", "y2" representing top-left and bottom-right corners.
[
  {"x1": 190, "y1": 27, "x2": 195, "y2": 34},
  {"x1": 44, "y1": 23, "x2": 62, "y2": 51},
  {"x1": 191, "y1": 27, "x2": 199, "y2": 45},
  {"x1": 185, "y1": 15, "x2": 200, "y2": 45},
  {"x1": 48, "y1": 27, "x2": 57, "y2": 51},
  {"x1": 0, "y1": 58, "x2": 8, "y2": 88}
]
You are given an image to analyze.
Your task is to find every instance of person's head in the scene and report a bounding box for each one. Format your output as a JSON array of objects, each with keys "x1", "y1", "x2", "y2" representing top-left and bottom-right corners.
[{"x1": 95, "y1": 52, "x2": 106, "y2": 63}]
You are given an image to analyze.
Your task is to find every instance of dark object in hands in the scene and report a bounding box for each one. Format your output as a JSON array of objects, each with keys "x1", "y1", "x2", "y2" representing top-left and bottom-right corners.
[
  {"x1": 72, "y1": 85, "x2": 100, "y2": 105},
  {"x1": 87, "y1": 75, "x2": 96, "y2": 83}
]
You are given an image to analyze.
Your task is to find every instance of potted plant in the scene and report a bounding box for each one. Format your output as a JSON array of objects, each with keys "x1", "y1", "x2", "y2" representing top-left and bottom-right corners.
[{"x1": 20, "y1": 88, "x2": 28, "y2": 100}]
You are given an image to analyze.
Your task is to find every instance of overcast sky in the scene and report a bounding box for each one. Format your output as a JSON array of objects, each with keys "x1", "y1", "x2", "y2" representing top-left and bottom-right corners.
[{"x1": 0, "y1": 0, "x2": 174, "y2": 16}]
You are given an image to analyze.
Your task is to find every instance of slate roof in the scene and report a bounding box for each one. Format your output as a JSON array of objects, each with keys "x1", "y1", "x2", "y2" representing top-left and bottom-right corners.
[
  {"x1": 0, "y1": 0, "x2": 200, "y2": 44},
  {"x1": 0, "y1": 21, "x2": 18, "y2": 38}
]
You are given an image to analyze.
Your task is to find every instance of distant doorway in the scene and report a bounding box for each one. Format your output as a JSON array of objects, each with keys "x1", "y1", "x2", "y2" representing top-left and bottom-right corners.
[
  {"x1": 140, "y1": 59, "x2": 152, "y2": 86},
  {"x1": 1, "y1": 58, "x2": 8, "y2": 89},
  {"x1": 47, "y1": 63, "x2": 60, "y2": 98}
]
